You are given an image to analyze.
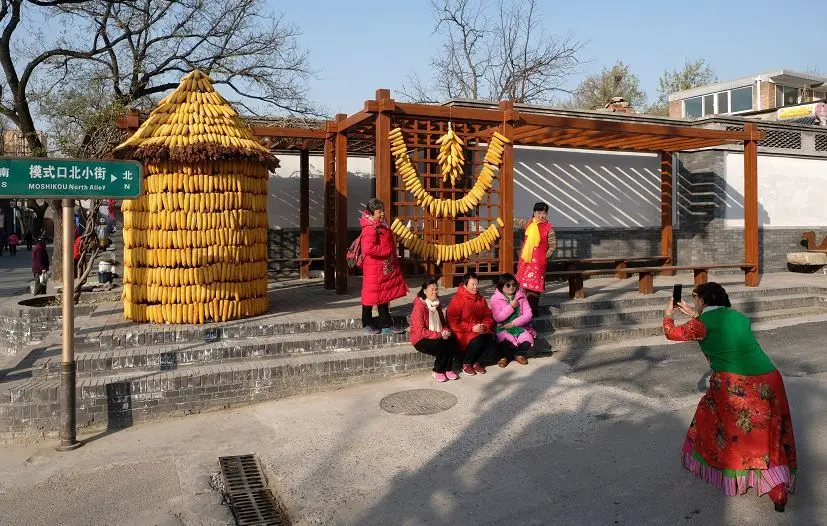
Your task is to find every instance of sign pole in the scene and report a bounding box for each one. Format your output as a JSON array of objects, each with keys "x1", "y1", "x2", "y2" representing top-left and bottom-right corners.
[{"x1": 57, "y1": 198, "x2": 81, "y2": 451}]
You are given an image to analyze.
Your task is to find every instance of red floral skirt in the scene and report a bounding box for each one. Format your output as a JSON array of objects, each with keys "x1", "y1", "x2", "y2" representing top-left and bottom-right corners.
[{"x1": 681, "y1": 370, "x2": 797, "y2": 497}]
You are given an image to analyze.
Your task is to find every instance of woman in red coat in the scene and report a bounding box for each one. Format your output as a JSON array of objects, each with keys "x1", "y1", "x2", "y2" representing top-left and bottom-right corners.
[
  {"x1": 515, "y1": 201, "x2": 557, "y2": 317},
  {"x1": 410, "y1": 277, "x2": 459, "y2": 382},
  {"x1": 446, "y1": 272, "x2": 500, "y2": 376},
  {"x1": 359, "y1": 199, "x2": 408, "y2": 334}
]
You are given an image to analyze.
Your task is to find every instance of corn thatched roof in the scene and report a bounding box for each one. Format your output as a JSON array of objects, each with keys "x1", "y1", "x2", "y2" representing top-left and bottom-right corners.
[{"x1": 115, "y1": 70, "x2": 279, "y2": 168}]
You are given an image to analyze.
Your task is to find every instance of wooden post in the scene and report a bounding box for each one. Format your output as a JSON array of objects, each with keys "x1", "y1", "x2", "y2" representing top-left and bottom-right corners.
[
  {"x1": 323, "y1": 123, "x2": 336, "y2": 290},
  {"x1": 660, "y1": 151, "x2": 675, "y2": 276},
  {"x1": 499, "y1": 101, "x2": 516, "y2": 275},
  {"x1": 334, "y1": 114, "x2": 349, "y2": 295},
  {"x1": 743, "y1": 123, "x2": 760, "y2": 287},
  {"x1": 299, "y1": 147, "x2": 310, "y2": 280},
  {"x1": 374, "y1": 89, "x2": 395, "y2": 211}
]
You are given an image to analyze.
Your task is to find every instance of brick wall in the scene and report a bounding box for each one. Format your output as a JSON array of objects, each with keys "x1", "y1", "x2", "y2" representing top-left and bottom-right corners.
[
  {"x1": 757, "y1": 81, "x2": 775, "y2": 111},
  {"x1": 668, "y1": 100, "x2": 682, "y2": 118}
]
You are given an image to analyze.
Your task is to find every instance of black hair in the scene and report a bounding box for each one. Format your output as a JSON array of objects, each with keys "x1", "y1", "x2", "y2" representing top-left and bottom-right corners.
[
  {"x1": 417, "y1": 277, "x2": 439, "y2": 299},
  {"x1": 462, "y1": 271, "x2": 479, "y2": 285},
  {"x1": 693, "y1": 282, "x2": 731, "y2": 308},
  {"x1": 496, "y1": 273, "x2": 518, "y2": 293},
  {"x1": 366, "y1": 198, "x2": 385, "y2": 213},
  {"x1": 533, "y1": 202, "x2": 549, "y2": 213}
]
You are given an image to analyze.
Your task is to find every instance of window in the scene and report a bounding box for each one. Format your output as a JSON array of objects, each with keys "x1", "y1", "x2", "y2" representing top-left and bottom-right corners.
[
  {"x1": 684, "y1": 97, "x2": 702, "y2": 118},
  {"x1": 814, "y1": 91, "x2": 826, "y2": 101},
  {"x1": 776, "y1": 85, "x2": 800, "y2": 107},
  {"x1": 682, "y1": 86, "x2": 753, "y2": 118},
  {"x1": 730, "y1": 86, "x2": 753, "y2": 113},
  {"x1": 717, "y1": 92, "x2": 729, "y2": 114},
  {"x1": 703, "y1": 94, "x2": 715, "y2": 116}
]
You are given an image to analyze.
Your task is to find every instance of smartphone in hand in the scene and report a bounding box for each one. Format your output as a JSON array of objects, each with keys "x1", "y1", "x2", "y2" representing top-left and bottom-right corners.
[{"x1": 672, "y1": 284, "x2": 682, "y2": 306}]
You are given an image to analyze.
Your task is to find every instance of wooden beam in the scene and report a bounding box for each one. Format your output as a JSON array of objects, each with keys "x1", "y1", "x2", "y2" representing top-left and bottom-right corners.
[
  {"x1": 334, "y1": 114, "x2": 349, "y2": 294},
  {"x1": 323, "y1": 125, "x2": 336, "y2": 290},
  {"x1": 393, "y1": 102, "x2": 503, "y2": 123},
  {"x1": 500, "y1": 101, "x2": 515, "y2": 276},
  {"x1": 251, "y1": 126, "x2": 326, "y2": 139},
  {"x1": 519, "y1": 112, "x2": 762, "y2": 143},
  {"x1": 336, "y1": 108, "x2": 378, "y2": 133},
  {"x1": 744, "y1": 123, "x2": 760, "y2": 287},
  {"x1": 512, "y1": 125, "x2": 547, "y2": 140},
  {"x1": 299, "y1": 148, "x2": 310, "y2": 280},
  {"x1": 374, "y1": 89, "x2": 393, "y2": 212},
  {"x1": 660, "y1": 152, "x2": 675, "y2": 276},
  {"x1": 534, "y1": 130, "x2": 603, "y2": 147}
]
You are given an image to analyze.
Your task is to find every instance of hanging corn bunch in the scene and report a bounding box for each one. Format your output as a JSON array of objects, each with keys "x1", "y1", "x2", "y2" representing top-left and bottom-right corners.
[
  {"x1": 115, "y1": 70, "x2": 277, "y2": 324},
  {"x1": 436, "y1": 123, "x2": 465, "y2": 187}
]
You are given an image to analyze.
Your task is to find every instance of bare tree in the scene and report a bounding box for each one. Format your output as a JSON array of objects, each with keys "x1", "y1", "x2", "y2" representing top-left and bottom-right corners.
[
  {"x1": 402, "y1": 0, "x2": 583, "y2": 104},
  {"x1": 567, "y1": 61, "x2": 646, "y2": 111},
  {"x1": 0, "y1": 0, "x2": 317, "y2": 285}
]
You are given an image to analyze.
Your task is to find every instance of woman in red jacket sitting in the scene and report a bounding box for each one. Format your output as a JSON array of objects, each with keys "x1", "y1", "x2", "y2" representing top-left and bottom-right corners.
[
  {"x1": 447, "y1": 271, "x2": 499, "y2": 376},
  {"x1": 410, "y1": 277, "x2": 458, "y2": 383}
]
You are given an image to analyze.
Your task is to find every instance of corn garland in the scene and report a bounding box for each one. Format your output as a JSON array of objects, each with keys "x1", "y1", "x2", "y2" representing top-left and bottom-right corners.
[
  {"x1": 389, "y1": 127, "x2": 510, "y2": 218},
  {"x1": 390, "y1": 217, "x2": 504, "y2": 264}
]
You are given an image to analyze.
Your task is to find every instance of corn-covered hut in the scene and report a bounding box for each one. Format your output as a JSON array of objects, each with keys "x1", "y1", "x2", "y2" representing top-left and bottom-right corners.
[{"x1": 115, "y1": 70, "x2": 276, "y2": 324}]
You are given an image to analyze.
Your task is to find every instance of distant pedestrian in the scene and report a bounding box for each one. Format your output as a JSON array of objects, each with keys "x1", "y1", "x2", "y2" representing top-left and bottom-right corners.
[
  {"x1": 0, "y1": 229, "x2": 7, "y2": 256},
  {"x1": 664, "y1": 282, "x2": 797, "y2": 512},
  {"x1": 32, "y1": 238, "x2": 49, "y2": 295},
  {"x1": 24, "y1": 231, "x2": 33, "y2": 251},
  {"x1": 6, "y1": 233, "x2": 19, "y2": 256}
]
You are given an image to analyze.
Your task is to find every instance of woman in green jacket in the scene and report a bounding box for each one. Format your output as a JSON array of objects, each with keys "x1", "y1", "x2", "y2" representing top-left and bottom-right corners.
[{"x1": 664, "y1": 282, "x2": 797, "y2": 512}]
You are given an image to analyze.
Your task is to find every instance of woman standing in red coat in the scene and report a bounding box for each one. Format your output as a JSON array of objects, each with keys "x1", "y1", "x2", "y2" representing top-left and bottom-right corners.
[
  {"x1": 359, "y1": 199, "x2": 408, "y2": 334},
  {"x1": 446, "y1": 272, "x2": 500, "y2": 376},
  {"x1": 515, "y1": 201, "x2": 557, "y2": 317}
]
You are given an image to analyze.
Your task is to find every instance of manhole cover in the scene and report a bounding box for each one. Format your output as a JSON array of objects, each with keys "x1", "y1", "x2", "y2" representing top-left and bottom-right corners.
[{"x1": 380, "y1": 389, "x2": 457, "y2": 415}]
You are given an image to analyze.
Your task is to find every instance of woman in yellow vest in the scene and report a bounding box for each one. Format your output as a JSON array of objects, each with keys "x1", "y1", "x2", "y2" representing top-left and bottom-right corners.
[{"x1": 664, "y1": 282, "x2": 796, "y2": 512}]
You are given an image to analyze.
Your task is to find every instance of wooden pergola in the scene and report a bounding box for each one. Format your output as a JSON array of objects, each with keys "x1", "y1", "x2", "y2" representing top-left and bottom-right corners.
[
  {"x1": 121, "y1": 90, "x2": 765, "y2": 294},
  {"x1": 252, "y1": 89, "x2": 763, "y2": 294}
]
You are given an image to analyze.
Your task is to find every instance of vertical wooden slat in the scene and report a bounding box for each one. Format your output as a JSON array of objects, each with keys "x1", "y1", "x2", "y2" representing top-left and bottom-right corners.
[
  {"x1": 323, "y1": 123, "x2": 336, "y2": 290},
  {"x1": 743, "y1": 123, "x2": 760, "y2": 287},
  {"x1": 660, "y1": 151, "x2": 675, "y2": 276},
  {"x1": 499, "y1": 101, "x2": 516, "y2": 275},
  {"x1": 299, "y1": 147, "x2": 310, "y2": 280},
  {"x1": 374, "y1": 89, "x2": 394, "y2": 212},
  {"x1": 334, "y1": 114, "x2": 349, "y2": 295}
]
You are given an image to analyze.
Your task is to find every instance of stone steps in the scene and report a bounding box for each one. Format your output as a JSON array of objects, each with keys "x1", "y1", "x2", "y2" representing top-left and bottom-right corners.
[
  {"x1": 3, "y1": 345, "x2": 434, "y2": 435},
  {"x1": 551, "y1": 293, "x2": 822, "y2": 329}
]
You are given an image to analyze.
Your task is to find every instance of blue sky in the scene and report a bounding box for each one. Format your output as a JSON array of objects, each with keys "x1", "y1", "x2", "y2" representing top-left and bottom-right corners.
[{"x1": 277, "y1": 0, "x2": 823, "y2": 114}]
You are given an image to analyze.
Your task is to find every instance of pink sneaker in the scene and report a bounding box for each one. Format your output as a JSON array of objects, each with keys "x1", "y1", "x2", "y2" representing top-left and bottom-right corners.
[
  {"x1": 433, "y1": 372, "x2": 448, "y2": 383},
  {"x1": 444, "y1": 370, "x2": 459, "y2": 381}
]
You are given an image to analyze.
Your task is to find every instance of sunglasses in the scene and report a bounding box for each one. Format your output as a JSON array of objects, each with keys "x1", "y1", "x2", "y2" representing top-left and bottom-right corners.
[{"x1": 503, "y1": 282, "x2": 517, "y2": 288}]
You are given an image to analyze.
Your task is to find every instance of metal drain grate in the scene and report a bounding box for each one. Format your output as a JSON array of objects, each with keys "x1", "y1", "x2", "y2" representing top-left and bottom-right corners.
[{"x1": 219, "y1": 455, "x2": 289, "y2": 526}]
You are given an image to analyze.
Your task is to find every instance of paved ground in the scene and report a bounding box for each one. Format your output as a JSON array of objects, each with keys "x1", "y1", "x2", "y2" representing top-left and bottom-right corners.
[
  {"x1": 0, "y1": 321, "x2": 824, "y2": 526},
  {"x1": 0, "y1": 244, "x2": 46, "y2": 297}
]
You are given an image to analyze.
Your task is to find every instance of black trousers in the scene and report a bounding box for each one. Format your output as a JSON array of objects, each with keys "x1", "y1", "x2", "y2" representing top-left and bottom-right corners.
[
  {"x1": 414, "y1": 336, "x2": 457, "y2": 373},
  {"x1": 463, "y1": 333, "x2": 500, "y2": 365},
  {"x1": 502, "y1": 341, "x2": 532, "y2": 361},
  {"x1": 362, "y1": 303, "x2": 391, "y2": 328},
  {"x1": 525, "y1": 290, "x2": 541, "y2": 317},
  {"x1": 8, "y1": 244, "x2": 15, "y2": 255}
]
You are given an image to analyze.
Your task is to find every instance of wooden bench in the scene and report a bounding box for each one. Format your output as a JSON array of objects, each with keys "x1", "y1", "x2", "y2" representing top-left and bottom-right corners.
[
  {"x1": 551, "y1": 256, "x2": 670, "y2": 279},
  {"x1": 548, "y1": 264, "x2": 752, "y2": 299}
]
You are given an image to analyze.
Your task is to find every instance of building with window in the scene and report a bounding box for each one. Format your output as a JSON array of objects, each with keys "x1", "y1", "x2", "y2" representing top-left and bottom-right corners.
[{"x1": 668, "y1": 70, "x2": 827, "y2": 119}]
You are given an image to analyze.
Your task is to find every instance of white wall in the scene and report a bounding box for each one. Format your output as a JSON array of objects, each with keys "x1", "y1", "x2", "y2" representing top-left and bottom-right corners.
[
  {"x1": 268, "y1": 153, "x2": 374, "y2": 229},
  {"x1": 513, "y1": 146, "x2": 664, "y2": 228},
  {"x1": 724, "y1": 152, "x2": 827, "y2": 228}
]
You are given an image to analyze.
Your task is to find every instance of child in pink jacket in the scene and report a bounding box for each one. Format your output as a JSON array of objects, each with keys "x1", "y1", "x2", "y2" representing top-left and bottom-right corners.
[{"x1": 490, "y1": 273, "x2": 535, "y2": 367}]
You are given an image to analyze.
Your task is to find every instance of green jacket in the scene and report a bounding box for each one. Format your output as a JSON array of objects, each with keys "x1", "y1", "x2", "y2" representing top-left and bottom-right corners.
[{"x1": 698, "y1": 307, "x2": 776, "y2": 376}]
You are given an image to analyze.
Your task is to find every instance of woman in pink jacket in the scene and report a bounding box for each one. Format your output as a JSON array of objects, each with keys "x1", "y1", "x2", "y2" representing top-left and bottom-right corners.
[{"x1": 490, "y1": 273, "x2": 535, "y2": 367}]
